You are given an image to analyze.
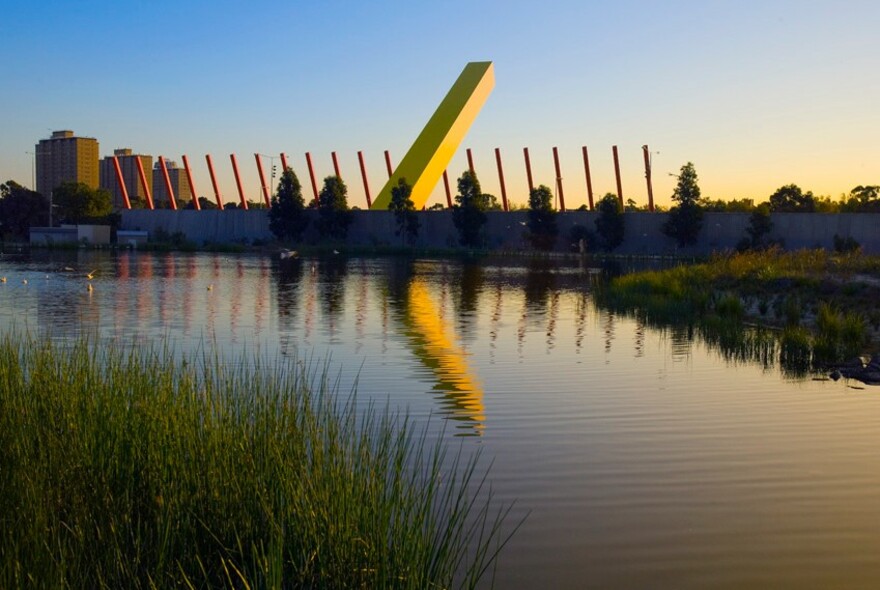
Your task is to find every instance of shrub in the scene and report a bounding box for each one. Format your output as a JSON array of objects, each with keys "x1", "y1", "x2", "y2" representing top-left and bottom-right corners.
[
  {"x1": 526, "y1": 184, "x2": 558, "y2": 250},
  {"x1": 594, "y1": 193, "x2": 625, "y2": 251}
]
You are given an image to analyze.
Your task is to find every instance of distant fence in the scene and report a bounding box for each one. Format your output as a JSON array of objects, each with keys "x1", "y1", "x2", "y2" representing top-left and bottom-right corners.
[{"x1": 120, "y1": 210, "x2": 880, "y2": 255}]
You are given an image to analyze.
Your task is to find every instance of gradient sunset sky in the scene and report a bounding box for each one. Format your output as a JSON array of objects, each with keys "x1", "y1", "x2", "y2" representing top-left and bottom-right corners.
[{"x1": 1, "y1": 0, "x2": 877, "y2": 208}]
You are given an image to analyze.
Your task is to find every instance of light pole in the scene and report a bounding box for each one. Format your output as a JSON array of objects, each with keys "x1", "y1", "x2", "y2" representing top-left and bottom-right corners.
[{"x1": 257, "y1": 153, "x2": 277, "y2": 194}]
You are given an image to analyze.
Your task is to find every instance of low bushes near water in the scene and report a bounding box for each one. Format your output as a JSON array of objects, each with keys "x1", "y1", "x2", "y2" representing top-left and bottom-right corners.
[
  {"x1": 598, "y1": 249, "x2": 878, "y2": 368},
  {"x1": 0, "y1": 335, "x2": 515, "y2": 589}
]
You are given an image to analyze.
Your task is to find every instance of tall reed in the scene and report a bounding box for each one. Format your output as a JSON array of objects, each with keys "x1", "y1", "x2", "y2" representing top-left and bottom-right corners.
[{"x1": 0, "y1": 333, "x2": 514, "y2": 589}]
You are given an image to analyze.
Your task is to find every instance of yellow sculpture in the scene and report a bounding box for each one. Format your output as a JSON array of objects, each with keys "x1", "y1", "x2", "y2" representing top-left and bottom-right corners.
[{"x1": 370, "y1": 61, "x2": 495, "y2": 210}]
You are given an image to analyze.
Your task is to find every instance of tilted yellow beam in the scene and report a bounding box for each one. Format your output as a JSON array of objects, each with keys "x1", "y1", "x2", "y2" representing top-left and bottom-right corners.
[{"x1": 370, "y1": 61, "x2": 495, "y2": 210}]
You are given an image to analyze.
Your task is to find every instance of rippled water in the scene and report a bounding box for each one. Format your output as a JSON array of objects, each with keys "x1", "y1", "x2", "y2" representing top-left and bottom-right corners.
[{"x1": 1, "y1": 250, "x2": 879, "y2": 588}]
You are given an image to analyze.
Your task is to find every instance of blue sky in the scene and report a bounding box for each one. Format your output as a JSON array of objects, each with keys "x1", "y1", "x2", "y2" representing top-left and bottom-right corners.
[{"x1": 1, "y1": 0, "x2": 878, "y2": 208}]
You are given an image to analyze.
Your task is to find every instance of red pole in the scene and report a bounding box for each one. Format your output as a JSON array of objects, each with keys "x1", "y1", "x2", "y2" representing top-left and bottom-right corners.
[
  {"x1": 494, "y1": 148, "x2": 508, "y2": 212},
  {"x1": 305, "y1": 152, "x2": 318, "y2": 203},
  {"x1": 357, "y1": 151, "x2": 372, "y2": 208},
  {"x1": 254, "y1": 153, "x2": 271, "y2": 207},
  {"x1": 280, "y1": 152, "x2": 290, "y2": 172},
  {"x1": 230, "y1": 153, "x2": 248, "y2": 210},
  {"x1": 158, "y1": 156, "x2": 178, "y2": 210},
  {"x1": 582, "y1": 146, "x2": 595, "y2": 211},
  {"x1": 112, "y1": 155, "x2": 131, "y2": 210},
  {"x1": 523, "y1": 147, "x2": 534, "y2": 192},
  {"x1": 331, "y1": 151, "x2": 341, "y2": 178},
  {"x1": 466, "y1": 148, "x2": 475, "y2": 174},
  {"x1": 135, "y1": 156, "x2": 154, "y2": 210},
  {"x1": 552, "y1": 146, "x2": 565, "y2": 212},
  {"x1": 443, "y1": 170, "x2": 452, "y2": 208},
  {"x1": 612, "y1": 145, "x2": 623, "y2": 208},
  {"x1": 181, "y1": 155, "x2": 200, "y2": 210},
  {"x1": 384, "y1": 150, "x2": 393, "y2": 178},
  {"x1": 643, "y1": 144, "x2": 654, "y2": 212},
  {"x1": 205, "y1": 154, "x2": 223, "y2": 209}
]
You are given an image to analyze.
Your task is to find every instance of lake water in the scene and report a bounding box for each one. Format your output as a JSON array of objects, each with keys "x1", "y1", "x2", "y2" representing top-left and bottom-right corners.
[{"x1": 1, "y1": 250, "x2": 879, "y2": 589}]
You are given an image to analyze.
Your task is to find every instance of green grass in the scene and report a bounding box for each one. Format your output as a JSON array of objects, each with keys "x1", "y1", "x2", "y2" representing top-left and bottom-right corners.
[
  {"x1": 0, "y1": 334, "x2": 515, "y2": 589},
  {"x1": 597, "y1": 249, "x2": 879, "y2": 368}
]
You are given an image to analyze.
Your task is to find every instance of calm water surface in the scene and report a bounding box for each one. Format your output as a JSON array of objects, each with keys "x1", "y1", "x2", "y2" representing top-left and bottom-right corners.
[{"x1": 1, "y1": 250, "x2": 879, "y2": 589}]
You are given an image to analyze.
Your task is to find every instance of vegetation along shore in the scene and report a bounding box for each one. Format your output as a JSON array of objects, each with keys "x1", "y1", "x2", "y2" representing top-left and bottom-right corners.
[{"x1": 597, "y1": 248, "x2": 880, "y2": 382}]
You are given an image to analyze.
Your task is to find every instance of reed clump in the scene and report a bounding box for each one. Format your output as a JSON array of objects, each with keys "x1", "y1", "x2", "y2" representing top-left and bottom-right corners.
[{"x1": 0, "y1": 334, "x2": 513, "y2": 589}]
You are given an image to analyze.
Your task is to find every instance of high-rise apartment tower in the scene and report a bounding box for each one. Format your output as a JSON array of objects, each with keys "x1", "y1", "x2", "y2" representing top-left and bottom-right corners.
[{"x1": 35, "y1": 130, "x2": 99, "y2": 197}]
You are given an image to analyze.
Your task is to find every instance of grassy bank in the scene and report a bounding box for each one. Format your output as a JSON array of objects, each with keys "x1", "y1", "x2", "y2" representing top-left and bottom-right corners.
[
  {"x1": 0, "y1": 334, "x2": 513, "y2": 589},
  {"x1": 598, "y1": 248, "x2": 880, "y2": 367}
]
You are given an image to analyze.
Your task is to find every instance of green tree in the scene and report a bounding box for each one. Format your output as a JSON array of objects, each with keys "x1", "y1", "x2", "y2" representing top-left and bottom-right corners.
[
  {"x1": 768, "y1": 184, "x2": 815, "y2": 212},
  {"x1": 0, "y1": 180, "x2": 48, "y2": 238},
  {"x1": 595, "y1": 193, "x2": 625, "y2": 251},
  {"x1": 526, "y1": 184, "x2": 558, "y2": 250},
  {"x1": 268, "y1": 168, "x2": 309, "y2": 242},
  {"x1": 662, "y1": 162, "x2": 704, "y2": 247},
  {"x1": 451, "y1": 170, "x2": 489, "y2": 248},
  {"x1": 52, "y1": 181, "x2": 112, "y2": 225},
  {"x1": 316, "y1": 175, "x2": 352, "y2": 240},
  {"x1": 737, "y1": 203, "x2": 774, "y2": 251},
  {"x1": 388, "y1": 178, "x2": 420, "y2": 246}
]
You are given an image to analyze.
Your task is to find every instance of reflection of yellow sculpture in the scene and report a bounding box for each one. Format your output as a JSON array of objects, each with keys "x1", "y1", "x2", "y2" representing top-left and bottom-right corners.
[
  {"x1": 371, "y1": 61, "x2": 495, "y2": 210},
  {"x1": 403, "y1": 279, "x2": 485, "y2": 433}
]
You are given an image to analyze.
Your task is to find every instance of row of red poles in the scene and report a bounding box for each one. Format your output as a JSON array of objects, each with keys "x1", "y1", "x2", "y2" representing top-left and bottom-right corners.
[{"x1": 112, "y1": 145, "x2": 655, "y2": 213}]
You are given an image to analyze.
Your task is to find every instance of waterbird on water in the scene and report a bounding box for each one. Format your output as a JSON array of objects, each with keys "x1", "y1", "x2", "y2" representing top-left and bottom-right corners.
[
  {"x1": 207, "y1": 284, "x2": 213, "y2": 291},
  {"x1": 0, "y1": 277, "x2": 6, "y2": 283},
  {"x1": 86, "y1": 269, "x2": 98, "y2": 280},
  {"x1": 22, "y1": 279, "x2": 28, "y2": 285},
  {"x1": 87, "y1": 284, "x2": 93, "y2": 292}
]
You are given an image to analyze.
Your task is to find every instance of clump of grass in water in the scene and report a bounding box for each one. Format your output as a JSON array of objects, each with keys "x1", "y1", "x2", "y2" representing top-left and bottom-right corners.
[{"x1": 0, "y1": 333, "x2": 516, "y2": 589}]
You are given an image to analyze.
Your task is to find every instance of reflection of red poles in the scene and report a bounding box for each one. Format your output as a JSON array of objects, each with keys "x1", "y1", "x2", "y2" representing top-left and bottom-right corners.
[
  {"x1": 111, "y1": 155, "x2": 131, "y2": 209},
  {"x1": 135, "y1": 156, "x2": 154, "y2": 210},
  {"x1": 523, "y1": 147, "x2": 534, "y2": 192},
  {"x1": 205, "y1": 154, "x2": 223, "y2": 209},
  {"x1": 643, "y1": 144, "x2": 655, "y2": 212},
  {"x1": 158, "y1": 155, "x2": 177, "y2": 210},
  {"x1": 181, "y1": 155, "x2": 200, "y2": 210},
  {"x1": 305, "y1": 152, "x2": 318, "y2": 204},
  {"x1": 254, "y1": 153, "x2": 271, "y2": 207},
  {"x1": 230, "y1": 154, "x2": 248, "y2": 210},
  {"x1": 357, "y1": 151, "x2": 372, "y2": 208},
  {"x1": 612, "y1": 145, "x2": 623, "y2": 208},
  {"x1": 466, "y1": 148, "x2": 475, "y2": 174},
  {"x1": 552, "y1": 147, "x2": 566, "y2": 212},
  {"x1": 495, "y1": 148, "x2": 508, "y2": 211},
  {"x1": 280, "y1": 152, "x2": 290, "y2": 172},
  {"x1": 331, "y1": 151, "x2": 341, "y2": 178},
  {"x1": 384, "y1": 150, "x2": 393, "y2": 178},
  {"x1": 443, "y1": 170, "x2": 452, "y2": 208},
  {"x1": 582, "y1": 146, "x2": 594, "y2": 211}
]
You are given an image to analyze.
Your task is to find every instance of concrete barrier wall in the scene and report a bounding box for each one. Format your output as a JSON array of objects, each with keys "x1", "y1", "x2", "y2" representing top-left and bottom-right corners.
[{"x1": 121, "y1": 210, "x2": 880, "y2": 254}]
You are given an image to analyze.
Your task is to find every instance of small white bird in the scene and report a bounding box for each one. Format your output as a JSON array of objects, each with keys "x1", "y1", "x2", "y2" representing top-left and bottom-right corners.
[
  {"x1": 0, "y1": 277, "x2": 6, "y2": 283},
  {"x1": 207, "y1": 284, "x2": 213, "y2": 291},
  {"x1": 22, "y1": 279, "x2": 28, "y2": 285},
  {"x1": 86, "y1": 269, "x2": 98, "y2": 280},
  {"x1": 332, "y1": 249, "x2": 340, "y2": 255}
]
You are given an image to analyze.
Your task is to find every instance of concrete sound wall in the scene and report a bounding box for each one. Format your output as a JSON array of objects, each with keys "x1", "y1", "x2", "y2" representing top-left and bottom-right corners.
[{"x1": 121, "y1": 210, "x2": 880, "y2": 254}]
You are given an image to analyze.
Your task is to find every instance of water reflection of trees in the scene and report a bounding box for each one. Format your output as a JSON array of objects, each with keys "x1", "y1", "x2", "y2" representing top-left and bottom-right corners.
[
  {"x1": 454, "y1": 262, "x2": 483, "y2": 344},
  {"x1": 317, "y1": 256, "x2": 348, "y2": 336}
]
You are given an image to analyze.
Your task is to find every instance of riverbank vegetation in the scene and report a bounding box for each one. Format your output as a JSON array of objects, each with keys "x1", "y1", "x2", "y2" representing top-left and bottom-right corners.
[
  {"x1": 0, "y1": 334, "x2": 514, "y2": 588},
  {"x1": 598, "y1": 249, "x2": 880, "y2": 369}
]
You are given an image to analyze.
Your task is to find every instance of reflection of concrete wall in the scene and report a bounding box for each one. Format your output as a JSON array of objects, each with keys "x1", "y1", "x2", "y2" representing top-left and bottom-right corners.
[{"x1": 120, "y1": 210, "x2": 880, "y2": 254}]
